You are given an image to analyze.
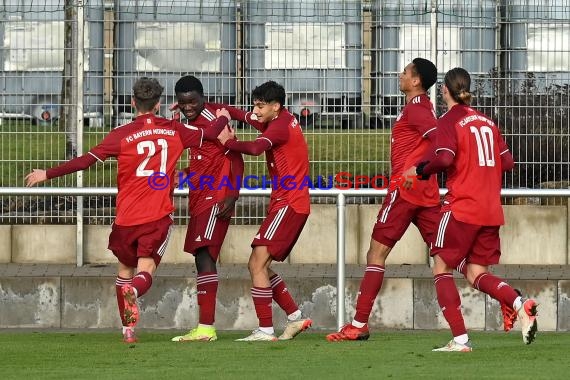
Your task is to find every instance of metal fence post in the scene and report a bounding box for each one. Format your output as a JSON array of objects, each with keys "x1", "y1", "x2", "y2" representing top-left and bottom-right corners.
[
  {"x1": 74, "y1": 0, "x2": 85, "y2": 267},
  {"x1": 336, "y1": 192, "x2": 346, "y2": 330},
  {"x1": 430, "y1": 0, "x2": 438, "y2": 107}
]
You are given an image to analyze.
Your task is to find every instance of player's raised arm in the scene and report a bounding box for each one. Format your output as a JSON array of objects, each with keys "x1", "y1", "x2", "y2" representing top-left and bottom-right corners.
[
  {"x1": 202, "y1": 108, "x2": 230, "y2": 141},
  {"x1": 219, "y1": 133, "x2": 272, "y2": 157},
  {"x1": 223, "y1": 104, "x2": 265, "y2": 132},
  {"x1": 25, "y1": 169, "x2": 47, "y2": 187},
  {"x1": 218, "y1": 113, "x2": 289, "y2": 156},
  {"x1": 177, "y1": 109, "x2": 231, "y2": 149},
  {"x1": 215, "y1": 149, "x2": 244, "y2": 221},
  {"x1": 213, "y1": 102, "x2": 265, "y2": 131},
  {"x1": 226, "y1": 149, "x2": 244, "y2": 198},
  {"x1": 25, "y1": 153, "x2": 99, "y2": 187}
]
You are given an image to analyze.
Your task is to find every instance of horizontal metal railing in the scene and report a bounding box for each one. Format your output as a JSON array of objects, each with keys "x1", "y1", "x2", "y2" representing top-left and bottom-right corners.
[
  {"x1": 2, "y1": 187, "x2": 570, "y2": 329},
  {"x1": 3, "y1": 188, "x2": 570, "y2": 197}
]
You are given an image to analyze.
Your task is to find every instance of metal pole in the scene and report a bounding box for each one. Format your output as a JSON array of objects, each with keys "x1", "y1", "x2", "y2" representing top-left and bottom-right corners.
[
  {"x1": 4, "y1": 188, "x2": 570, "y2": 197},
  {"x1": 494, "y1": 0, "x2": 501, "y2": 118},
  {"x1": 74, "y1": 0, "x2": 85, "y2": 267},
  {"x1": 336, "y1": 192, "x2": 346, "y2": 330},
  {"x1": 430, "y1": 0, "x2": 438, "y2": 107}
]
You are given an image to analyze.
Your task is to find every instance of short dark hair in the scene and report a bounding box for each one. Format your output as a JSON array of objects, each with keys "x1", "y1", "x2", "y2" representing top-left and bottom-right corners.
[
  {"x1": 412, "y1": 58, "x2": 438, "y2": 91},
  {"x1": 251, "y1": 81, "x2": 286, "y2": 107},
  {"x1": 175, "y1": 75, "x2": 204, "y2": 96},
  {"x1": 132, "y1": 77, "x2": 163, "y2": 112}
]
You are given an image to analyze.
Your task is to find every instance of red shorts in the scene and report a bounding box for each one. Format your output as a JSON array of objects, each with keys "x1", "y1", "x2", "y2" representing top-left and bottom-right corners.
[
  {"x1": 184, "y1": 204, "x2": 231, "y2": 260},
  {"x1": 252, "y1": 205, "x2": 308, "y2": 262},
  {"x1": 431, "y1": 211, "x2": 501, "y2": 270},
  {"x1": 108, "y1": 214, "x2": 173, "y2": 268},
  {"x1": 371, "y1": 189, "x2": 440, "y2": 248}
]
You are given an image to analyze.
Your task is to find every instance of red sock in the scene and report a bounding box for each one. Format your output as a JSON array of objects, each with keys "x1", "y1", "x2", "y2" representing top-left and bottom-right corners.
[
  {"x1": 115, "y1": 276, "x2": 132, "y2": 326},
  {"x1": 197, "y1": 272, "x2": 218, "y2": 325},
  {"x1": 270, "y1": 274, "x2": 298, "y2": 315},
  {"x1": 252, "y1": 287, "x2": 273, "y2": 328},
  {"x1": 132, "y1": 271, "x2": 152, "y2": 298},
  {"x1": 473, "y1": 273, "x2": 519, "y2": 307},
  {"x1": 354, "y1": 265, "x2": 385, "y2": 324},
  {"x1": 434, "y1": 273, "x2": 467, "y2": 337}
]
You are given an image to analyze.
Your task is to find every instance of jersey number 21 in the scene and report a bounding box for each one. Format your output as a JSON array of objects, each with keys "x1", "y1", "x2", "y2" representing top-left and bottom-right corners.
[{"x1": 136, "y1": 139, "x2": 168, "y2": 176}]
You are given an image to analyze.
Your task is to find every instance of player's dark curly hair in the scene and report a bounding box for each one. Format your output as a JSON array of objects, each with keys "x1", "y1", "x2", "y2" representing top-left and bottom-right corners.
[
  {"x1": 444, "y1": 67, "x2": 472, "y2": 105},
  {"x1": 175, "y1": 75, "x2": 204, "y2": 96},
  {"x1": 251, "y1": 81, "x2": 286, "y2": 108},
  {"x1": 132, "y1": 77, "x2": 163, "y2": 112},
  {"x1": 412, "y1": 58, "x2": 438, "y2": 91}
]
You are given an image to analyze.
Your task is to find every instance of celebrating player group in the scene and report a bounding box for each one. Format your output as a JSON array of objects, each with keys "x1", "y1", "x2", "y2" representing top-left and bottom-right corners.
[{"x1": 25, "y1": 58, "x2": 538, "y2": 351}]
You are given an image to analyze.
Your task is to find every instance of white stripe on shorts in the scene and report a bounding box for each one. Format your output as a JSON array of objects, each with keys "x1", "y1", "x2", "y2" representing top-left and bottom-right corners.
[
  {"x1": 435, "y1": 211, "x2": 452, "y2": 248},
  {"x1": 204, "y1": 204, "x2": 219, "y2": 240},
  {"x1": 157, "y1": 222, "x2": 173, "y2": 257},
  {"x1": 264, "y1": 206, "x2": 288, "y2": 240},
  {"x1": 380, "y1": 190, "x2": 398, "y2": 223}
]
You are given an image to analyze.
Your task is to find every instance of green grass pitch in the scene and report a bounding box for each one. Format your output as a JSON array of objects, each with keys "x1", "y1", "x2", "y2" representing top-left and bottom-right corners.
[{"x1": 1, "y1": 330, "x2": 566, "y2": 379}]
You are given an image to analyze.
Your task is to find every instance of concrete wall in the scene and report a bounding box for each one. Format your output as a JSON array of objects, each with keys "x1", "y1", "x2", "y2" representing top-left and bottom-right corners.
[
  {"x1": 500, "y1": 206, "x2": 568, "y2": 264},
  {"x1": 0, "y1": 226, "x2": 11, "y2": 263},
  {"x1": 0, "y1": 272, "x2": 565, "y2": 331},
  {"x1": 1, "y1": 204, "x2": 568, "y2": 331},
  {"x1": 2, "y1": 205, "x2": 568, "y2": 265}
]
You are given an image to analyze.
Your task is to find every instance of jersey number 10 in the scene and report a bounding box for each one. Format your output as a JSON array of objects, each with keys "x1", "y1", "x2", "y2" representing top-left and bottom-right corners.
[
  {"x1": 469, "y1": 126, "x2": 495, "y2": 167},
  {"x1": 136, "y1": 139, "x2": 168, "y2": 176}
]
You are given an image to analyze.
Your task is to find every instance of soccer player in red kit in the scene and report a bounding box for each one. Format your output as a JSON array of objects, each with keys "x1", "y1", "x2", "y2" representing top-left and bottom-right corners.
[
  {"x1": 25, "y1": 77, "x2": 231, "y2": 344},
  {"x1": 168, "y1": 75, "x2": 244, "y2": 342},
  {"x1": 217, "y1": 81, "x2": 312, "y2": 341},
  {"x1": 326, "y1": 58, "x2": 441, "y2": 342},
  {"x1": 406, "y1": 67, "x2": 538, "y2": 351}
]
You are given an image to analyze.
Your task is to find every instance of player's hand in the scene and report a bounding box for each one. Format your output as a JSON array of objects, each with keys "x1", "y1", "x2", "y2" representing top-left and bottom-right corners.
[
  {"x1": 216, "y1": 108, "x2": 231, "y2": 121},
  {"x1": 169, "y1": 103, "x2": 182, "y2": 120},
  {"x1": 401, "y1": 166, "x2": 418, "y2": 190},
  {"x1": 216, "y1": 196, "x2": 237, "y2": 220},
  {"x1": 25, "y1": 169, "x2": 48, "y2": 187},
  {"x1": 415, "y1": 161, "x2": 431, "y2": 180},
  {"x1": 218, "y1": 125, "x2": 235, "y2": 145}
]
